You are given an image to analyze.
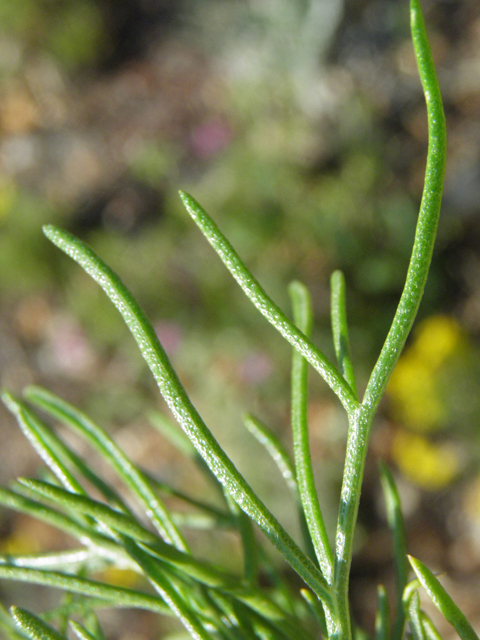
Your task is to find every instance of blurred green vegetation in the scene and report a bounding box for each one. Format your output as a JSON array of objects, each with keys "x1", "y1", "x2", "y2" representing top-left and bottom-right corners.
[{"x1": 0, "y1": 0, "x2": 105, "y2": 71}]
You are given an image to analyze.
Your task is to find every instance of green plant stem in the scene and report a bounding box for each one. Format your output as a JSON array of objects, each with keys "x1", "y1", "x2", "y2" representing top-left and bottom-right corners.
[
  {"x1": 332, "y1": 3, "x2": 446, "y2": 637},
  {"x1": 332, "y1": 407, "x2": 370, "y2": 639},
  {"x1": 362, "y1": 0, "x2": 446, "y2": 417}
]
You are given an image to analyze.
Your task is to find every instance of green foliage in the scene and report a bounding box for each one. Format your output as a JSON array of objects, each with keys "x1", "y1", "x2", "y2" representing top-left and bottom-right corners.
[
  {"x1": 0, "y1": 0, "x2": 105, "y2": 70},
  {"x1": 0, "y1": 1, "x2": 477, "y2": 639}
]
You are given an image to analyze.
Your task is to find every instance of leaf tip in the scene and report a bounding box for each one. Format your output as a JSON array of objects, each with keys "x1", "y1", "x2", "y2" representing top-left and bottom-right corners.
[
  {"x1": 178, "y1": 190, "x2": 192, "y2": 207},
  {"x1": 43, "y1": 224, "x2": 59, "y2": 240},
  {"x1": 1, "y1": 390, "x2": 20, "y2": 414}
]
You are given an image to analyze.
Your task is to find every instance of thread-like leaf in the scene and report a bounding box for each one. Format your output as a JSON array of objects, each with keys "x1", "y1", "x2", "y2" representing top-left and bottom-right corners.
[
  {"x1": 374, "y1": 585, "x2": 390, "y2": 640},
  {"x1": 179, "y1": 192, "x2": 358, "y2": 415},
  {"x1": 407, "y1": 591, "x2": 426, "y2": 640},
  {"x1": 289, "y1": 280, "x2": 333, "y2": 583},
  {"x1": 0, "y1": 603, "x2": 29, "y2": 640},
  {"x1": 10, "y1": 607, "x2": 67, "y2": 640},
  {"x1": 379, "y1": 462, "x2": 408, "y2": 640},
  {"x1": 0, "y1": 487, "x2": 125, "y2": 564},
  {"x1": 119, "y1": 537, "x2": 211, "y2": 640},
  {"x1": 4, "y1": 393, "x2": 128, "y2": 514},
  {"x1": 223, "y1": 490, "x2": 258, "y2": 587},
  {"x1": 330, "y1": 270, "x2": 357, "y2": 400},
  {"x1": 24, "y1": 386, "x2": 187, "y2": 552},
  {"x1": 420, "y1": 611, "x2": 442, "y2": 640},
  {"x1": 300, "y1": 590, "x2": 327, "y2": 637},
  {"x1": 16, "y1": 479, "x2": 159, "y2": 546},
  {"x1": 332, "y1": 2, "x2": 447, "y2": 635},
  {"x1": 41, "y1": 227, "x2": 333, "y2": 608},
  {"x1": 70, "y1": 622, "x2": 97, "y2": 640},
  {"x1": 0, "y1": 566, "x2": 171, "y2": 615},
  {"x1": 0, "y1": 549, "x2": 90, "y2": 572},
  {"x1": 363, "y1": 0, "x2": 447, "y2": 414},
  {"x1": 2, "y1": 394, "x2": 86, "y2": 498},
  {"x1": 409, "y1": 556, "x2": 479, "y2": 640}
]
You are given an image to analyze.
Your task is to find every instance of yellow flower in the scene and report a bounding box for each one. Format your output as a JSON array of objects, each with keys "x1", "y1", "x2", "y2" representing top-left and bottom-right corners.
[
  {"x1": 391, "y1": 430, "x2": 459, "y2": 490},
  {"x1": 413, "y1": 315, "x2": 462, "y2": 368},
  {"x1": 388, "y1": 354, "x2": 444, "y2": 431},
  {"x1": 387, "y1": 315, "x2": 463, "y2": 431}
]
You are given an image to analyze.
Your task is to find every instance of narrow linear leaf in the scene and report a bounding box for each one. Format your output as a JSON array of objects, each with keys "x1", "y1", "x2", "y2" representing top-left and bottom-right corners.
[
  {"x1": 179, "y1": 191, "x2": 358, "y2": 415},
  {"x1": 0, "y1": 566, "x2": 171, "y2": 616},
  {"x1": 0, "y1": 603, "x2": 29, "y2": 640},
  {"x1": 10, "y1": 607, "x2": 67, "y2": 640},
  {"x1": 330, "y1": 270, "x2": 357, "y2": 399},
  {"x1": 192, "y1": 591, "x2": 248, "y2": 640},
  {"x1": 20, "y1": 403, "x2": 129, "y2": 513},
  {"x1": 16, "y1": 482, "x2": 214, "y2": 634},
  {"x1": 332, "y1": 3, "x2": 447, "y2": 636},
  {"x1": 70, "y1": 622, "x2": 97, "y2": 640},
  {"x1": 300, "y1": 590, "x2": 327, "y2": 637},
  {"x1": 379, "y1": 462, "x2": 409, "y2": 640},
  {"x1": 407, "y1": 591, "x2": 426, "y2": 640},
  {"x1": 0, "y1": 487, "x2": 125, "y2": 564},
  {"x1": 223, "y1": 491, "x2": 258, "y2": 587},
  {"x1": 420, "y1": 612, "x2": 442, "y2": 640},
  {"x1": 363, "y1": 0, "x2": 447, "y2": 414},
  {"x1": 16, "y1": 479, "x2": 159, "y2": 547},
  {"x1": 81, "y1": 612, "x2": 106, "y2": 640},
  {"x1": 4, "y1": 392, "x2": 129, "y2": 516},
  {"x1": 374, "y1": 585, "x2": 390, "y2": 640},
  {"x1": 2, "y1": 394, "x2": 86, "y2": 498},
  {"x1": 409, "y1": 556, "x2": 479, "y2": 640},
  {"x1": 41, "y1": 228, "x2": 333, "y2": 607},
  {"x1": 24, "y1": 386, "x2": 187, "y2": 552},
  {"x1": 243, "y1": 413, "x2": 315, "y2": 564},
  {"x1": 289, "y1": 280, "x2": 333, "y2": 583},
  {"x1": 0, "y1": 549, "x2": 91, "y2": 571},
  {"x1": 120, "y1": 537, "x2": 211, "y2": 640}
]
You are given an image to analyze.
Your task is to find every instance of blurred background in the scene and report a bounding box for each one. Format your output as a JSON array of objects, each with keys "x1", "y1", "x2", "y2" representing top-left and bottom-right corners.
[{"x1": 1, "y1": 0, "x2": 480, "y2": 637}]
